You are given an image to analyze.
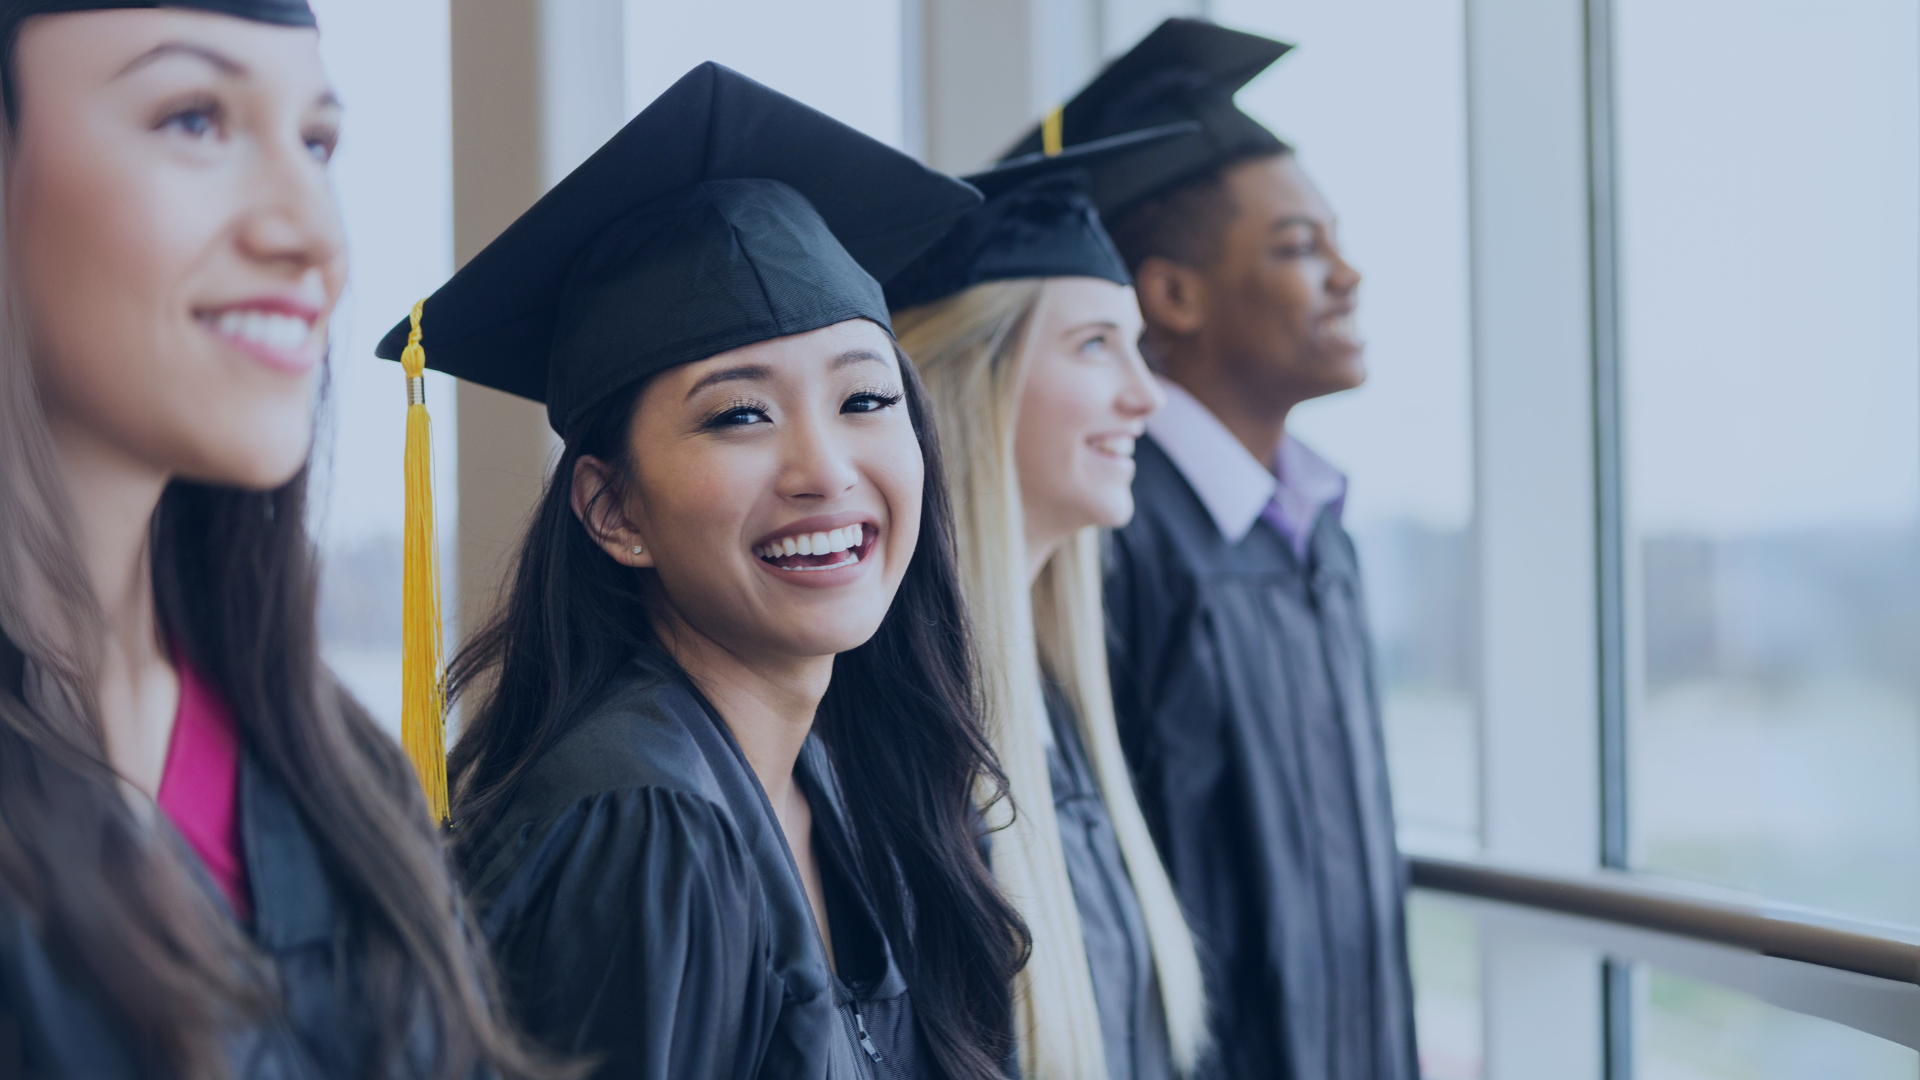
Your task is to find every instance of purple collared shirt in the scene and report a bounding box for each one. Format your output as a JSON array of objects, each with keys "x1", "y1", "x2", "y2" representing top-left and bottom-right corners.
[{"x1": 1144, "y1": 377, "x2": 1348, "y2": 562}]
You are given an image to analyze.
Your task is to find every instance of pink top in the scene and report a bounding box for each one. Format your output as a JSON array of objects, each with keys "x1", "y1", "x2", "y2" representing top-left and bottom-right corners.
[{"x1": 157, "y1": 652, "x2": 252, "y2": 922}]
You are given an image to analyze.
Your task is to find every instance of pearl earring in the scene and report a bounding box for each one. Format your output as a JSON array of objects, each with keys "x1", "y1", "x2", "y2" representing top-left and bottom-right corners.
[{"x1": 631, "y1": 545, "x2": 645, "y2": 555}]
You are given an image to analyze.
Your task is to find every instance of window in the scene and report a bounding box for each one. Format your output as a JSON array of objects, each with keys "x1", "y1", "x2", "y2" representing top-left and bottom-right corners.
[
  {"x1": 1642, "y1": 968, "x2": 1916, "y2": 1078},
  {"x1": 1615, "y1": 0, "x2": 1920, "y2": 925},
  {"x1": 310, "y1": 0, "x2": 458, "y2": 736},
  {"x1": 624, "y1": 0, "x2": 904, "y2": 146}
]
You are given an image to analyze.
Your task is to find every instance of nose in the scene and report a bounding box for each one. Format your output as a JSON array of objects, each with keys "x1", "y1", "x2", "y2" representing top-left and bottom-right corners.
[
  {"x1": 1116, "y1": 336, "x2": 1167, "y2": 419},
  {"x1": 777, "y1": 410, "x2": 862, "y2": 501},
  {"x1": 236, "y1": 132, "x2": 346, "y2": 285},
  {"x1": 1325, "y1": 240, "x2": 1362, "y2": 298}
]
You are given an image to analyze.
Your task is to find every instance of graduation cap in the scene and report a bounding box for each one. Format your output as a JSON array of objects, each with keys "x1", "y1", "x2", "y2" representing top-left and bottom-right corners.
[
  {"x1": 376, "y1": 61, "x2": 978, "y2": 435},
  {"x1": 374, "y1": 62, "x2": 980, "y2": 819},
  {"x1": 1000, "y1": 18, "x2": 1292, "y2": 220},
  {"x1": 884, "y1": 122, "x2": 1197, "y2": 311}
]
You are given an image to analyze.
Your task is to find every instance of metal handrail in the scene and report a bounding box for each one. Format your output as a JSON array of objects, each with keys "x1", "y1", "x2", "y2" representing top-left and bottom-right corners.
[{"x1": 1409, "y1": 854, "x2": 1920, "y2": 986}]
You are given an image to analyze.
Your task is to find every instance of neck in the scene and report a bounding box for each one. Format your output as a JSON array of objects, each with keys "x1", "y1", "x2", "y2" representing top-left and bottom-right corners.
[
  {"x1": 655, "y1": 612, "x2": 832, "y2": 807},
  {"x1": 1149, "y1": 335, "x2": 1295, "y2": 467},
  {"x1": 1024, "y1": 528, "x2": 1067, "y2": 588},
  {"x1": 50, "y1": 419, "x2": 177, "y2": 795}
]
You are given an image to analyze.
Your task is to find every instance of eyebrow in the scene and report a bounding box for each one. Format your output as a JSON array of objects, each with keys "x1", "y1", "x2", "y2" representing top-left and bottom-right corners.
[
  {"x1": 831, "y1": 349, "x2": 890, "y2": 370},
  {"x1": 115, "y1": 42, "x2": 248, "y2": 80},
  {"x1": 683, "y1": 348, "x2": 890, "y2": 399},
  {"x1": 685, "y1": 363, "x2": 772, "y2": 398},
  {"x1": 1267, "y1": 214, "x2": 1323, "y2": 232}
]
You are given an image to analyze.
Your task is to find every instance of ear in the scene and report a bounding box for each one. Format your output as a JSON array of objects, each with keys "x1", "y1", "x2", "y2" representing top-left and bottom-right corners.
[
  {"x1": 570, "y1": 455, "x2": 654, "y2": 568},
  {"x1": 1131, "y1": 255, "x2": 1209, "y2": 338}
]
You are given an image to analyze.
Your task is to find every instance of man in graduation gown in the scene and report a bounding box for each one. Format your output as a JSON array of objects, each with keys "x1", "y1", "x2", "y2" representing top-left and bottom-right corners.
[{"x1": 1002, "y1": 19, "x2": 1419, "y2": 1080}]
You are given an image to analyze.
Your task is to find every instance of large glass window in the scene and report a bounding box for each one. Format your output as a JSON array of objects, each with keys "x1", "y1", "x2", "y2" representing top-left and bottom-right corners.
[
  {"x1": 1641, "y1": 968, "x2": 1916, "y2": 1078},
  {"x1": 1216, "y1": 0, "x2": 1479, "y2": 852},
  {"x1": 310, "y1": 0, "x2": 458, "y2": 736},
  {"x1": 625, "y1": 0, "x2": 903, "y2": 145},
  {"x1": 1615, "y1": 0, "x2": 1920, "y2": 925}
]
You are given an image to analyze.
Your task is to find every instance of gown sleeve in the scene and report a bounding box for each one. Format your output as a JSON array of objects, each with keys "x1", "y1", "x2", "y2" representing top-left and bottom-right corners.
[{"x1": 480, "y1": 787, "x2": 780, "y2": 1080}]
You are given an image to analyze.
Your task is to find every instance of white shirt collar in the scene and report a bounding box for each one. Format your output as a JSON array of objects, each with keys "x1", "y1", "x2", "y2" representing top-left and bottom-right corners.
[
  {"x1": 1144, "y1": 378, "x2": 1279, "y2": 544},
  {"x1": 1144, "y1": 377, "x2": 1350, "y2": 550}
]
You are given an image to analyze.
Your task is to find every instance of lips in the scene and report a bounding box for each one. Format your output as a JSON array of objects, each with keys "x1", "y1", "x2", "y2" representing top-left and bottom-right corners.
[{"x1": 1088, "y1": 434, "x2": 1137, "y2": 459}]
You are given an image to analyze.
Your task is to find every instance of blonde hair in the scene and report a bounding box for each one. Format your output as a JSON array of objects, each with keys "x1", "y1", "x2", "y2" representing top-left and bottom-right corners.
[{"x1": 898, "y1": 280, "x2": 1209, "y2": 1078}]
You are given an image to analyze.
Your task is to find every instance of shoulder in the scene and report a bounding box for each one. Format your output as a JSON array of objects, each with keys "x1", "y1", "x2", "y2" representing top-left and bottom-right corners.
[
  {"x1": 511, "y1": 664, "x2": 731, "y2": 816},
  {"x1": 460, "y1": 662, "x2": 751, "y2": 910}
]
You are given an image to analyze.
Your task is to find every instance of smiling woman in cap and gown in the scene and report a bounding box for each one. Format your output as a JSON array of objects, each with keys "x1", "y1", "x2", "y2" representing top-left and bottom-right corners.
[
  {"x1": 376, "y1": 63, "x2": 1027, "y2": 1080},
  {"x1": 0, "y1": 3, "x2": 548, "y2": 1079},
  {"x1": 886, "y1": 127, "x2": 1210, "y2": 1080},
  {"x1": 1001, "y1": 19, "x2": 1420, "y2": 1080}
]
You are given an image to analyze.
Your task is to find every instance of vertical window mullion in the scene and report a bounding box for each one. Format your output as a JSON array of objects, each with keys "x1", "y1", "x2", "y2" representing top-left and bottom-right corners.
[{"x1": 1586, "y1": 0, "x2": 1634, "y2": 1078}]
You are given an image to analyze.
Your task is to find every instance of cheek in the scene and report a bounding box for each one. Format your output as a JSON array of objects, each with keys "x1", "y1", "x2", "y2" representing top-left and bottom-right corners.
[
  {"x1": 644, "y1": 446, "x2": 764, "y2": 557},
  {"x1": 872, "y1": 430, "x2": 925, "y2": 562},
  {"x1": 18, "y1": 137, "x2": 174, "y2": 372},
  {"x1": 15, "y1": 125, "x2": 311, "y2": 486},
  {"x1": 1015, "y1": 361, "x2": 1099, "y2": 490}
]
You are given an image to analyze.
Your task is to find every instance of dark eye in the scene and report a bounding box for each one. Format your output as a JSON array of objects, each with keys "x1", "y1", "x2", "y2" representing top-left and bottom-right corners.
[
  {"x1": 708, "y1": 405, "x2": 771, "y2": 428},
  {"x1": 843, "y1": 390, "x2": 903, "y2": 415},
  {"x1": 1272, "y1": 230, "x2": 1321, "y2": 259},
  {"x1": 159, "y1": 102, "x2": 223, "y2": 140},
  {"x1": 304, "y1": 126, "x2": 338, "y2": 164}
]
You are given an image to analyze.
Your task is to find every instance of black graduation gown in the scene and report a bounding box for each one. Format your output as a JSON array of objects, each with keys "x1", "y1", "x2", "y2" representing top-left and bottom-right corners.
[
  {"x1": 458, "y1": 651, "x2": 927, "y2": 1080},
  {"x1": 0, "y1": 751, "x2": 450, "y2": 1079},
  {"x1": 1042, "y1": 685, "x2": 1170, "y2": 1080},
  {"x1": 1104, "y1": 436, "x2": 1418, "y2": 1080}
]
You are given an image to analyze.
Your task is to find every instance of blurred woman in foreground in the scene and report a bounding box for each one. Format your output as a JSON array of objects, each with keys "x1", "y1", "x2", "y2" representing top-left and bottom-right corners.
[{"x1": 0, "y1": 4, "x2": 542, "y2": 1077}]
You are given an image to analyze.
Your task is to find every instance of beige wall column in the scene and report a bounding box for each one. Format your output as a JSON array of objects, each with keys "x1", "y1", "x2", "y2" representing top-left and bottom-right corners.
[{"x1": 448, "y1": 0, "x2": 625, "y2": 643}]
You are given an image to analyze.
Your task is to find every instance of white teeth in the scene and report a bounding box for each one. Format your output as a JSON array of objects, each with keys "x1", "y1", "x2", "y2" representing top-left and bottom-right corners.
[
  {"x1": 1092, "y1": 435, "x2": 1137, "y2": 458},
  {"x1": 755, "y1": 524, "x2": 868, "y2": 563},
  {"x1": 214, "y1": 309, "x2": 312, "y2": 352}
]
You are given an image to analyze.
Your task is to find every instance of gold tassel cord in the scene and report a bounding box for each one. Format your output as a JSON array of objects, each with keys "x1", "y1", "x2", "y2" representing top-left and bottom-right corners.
[
  {"x1": 1042, "y1": 104, "x2": 1064, "y2": 157},
  {"x1": 400, "y1": 300, "x2": 449, "y2": 823}
]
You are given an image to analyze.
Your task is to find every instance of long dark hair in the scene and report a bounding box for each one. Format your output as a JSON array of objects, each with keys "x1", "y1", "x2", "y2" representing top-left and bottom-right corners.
[
  {"x1": 0, "y1": 98, "x2": 547, "y2": 1080},
  {"x1": 448, "y1": 345, "x2": 1030, "y2": 1080}
]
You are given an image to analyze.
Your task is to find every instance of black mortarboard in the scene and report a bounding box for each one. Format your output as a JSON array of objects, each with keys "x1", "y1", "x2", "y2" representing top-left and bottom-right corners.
[
  {"x1": 884, "y1": 122, "x2": 1196, "y2": 311},
  {"x1": 376, "y1": 62, "x2": 980, "y2": 436},
  {"x1": 1000, "y1": 19, "x2": 1291, "y2": 220}
]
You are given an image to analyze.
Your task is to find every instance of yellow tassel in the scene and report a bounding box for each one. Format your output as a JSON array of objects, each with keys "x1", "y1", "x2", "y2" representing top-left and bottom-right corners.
[
  {"x1": 1042, "y1": 104, "x2": 1064, "y2": 157},
  {"x1": 399, "y1": 300, "x2": 448, "y2": 823}
]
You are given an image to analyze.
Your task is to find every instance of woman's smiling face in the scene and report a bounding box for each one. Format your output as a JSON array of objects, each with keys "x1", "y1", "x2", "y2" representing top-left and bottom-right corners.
[
  {"x1": 9, "y1": 9, "x2": 345, "y2": 490},
  {"x1": 574, "y1": 318, "x2": 924, "y2": 663}
]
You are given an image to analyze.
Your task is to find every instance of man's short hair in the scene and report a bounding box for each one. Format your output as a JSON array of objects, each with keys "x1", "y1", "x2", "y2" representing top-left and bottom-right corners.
[{"x1": 1108, "y1": 149, "x2": 1289, "y2": 274}]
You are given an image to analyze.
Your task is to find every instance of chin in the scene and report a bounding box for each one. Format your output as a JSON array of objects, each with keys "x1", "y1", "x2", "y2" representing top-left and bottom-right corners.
[
  {"x1": 180, "y1": 439, "x2": 312, "y2": 491},
  {"x1": 762, "y1": 604, "x2": 891, "y2": 659}
]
